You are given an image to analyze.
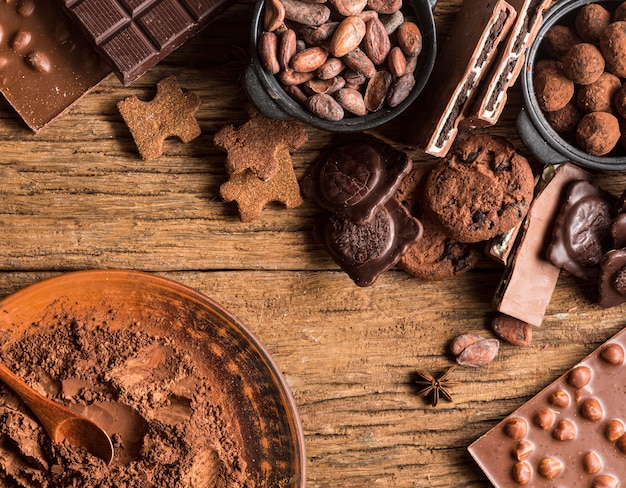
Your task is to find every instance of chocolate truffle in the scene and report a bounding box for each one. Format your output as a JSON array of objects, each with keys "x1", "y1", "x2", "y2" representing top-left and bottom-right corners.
[
  {"x1": 575, "y1": 3, "x2": 612, "y2": 43},
  {"x1": 577, "y1": 72, "x2": 622, "y2": 113},
  {"x1": 615, "y1": 2, "x2": 626, "y2": 21},
  {"x1": 534, "y1": 66, "x2": 575, "y2": 112},
  {"x1": 542, "y1": 25, "x2": 582, "y2": 59},
  {"x1": 600, "y1": 21, "x2": 626, "y2": 77},
  {"x1": 615, "y1": 83, "x2": 626, "y2": 119},
  {"x1": 576, "y1": 111, "x2": 621, "y2": 156},
  {"x1": 562, "y1": 43, "x2": 605, "y2": 85},
  {"x1": 545, "y1": 101, "x2": 583, "y2": 135},
  {"x1": 535, "y1": 58, "x2": 563, "y2": 73}
]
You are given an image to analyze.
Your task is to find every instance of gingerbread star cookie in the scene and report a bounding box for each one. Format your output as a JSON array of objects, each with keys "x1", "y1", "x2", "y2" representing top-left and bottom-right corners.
[
  {"x1": 213, "y1": 109, "x2": 307, "y2": 181},
  {"x1": 220, "y1": 146, "x2": 303, "y2": 222},
  {"x1": 118, "y1": 76, "x2": 201, "y2": 160}
]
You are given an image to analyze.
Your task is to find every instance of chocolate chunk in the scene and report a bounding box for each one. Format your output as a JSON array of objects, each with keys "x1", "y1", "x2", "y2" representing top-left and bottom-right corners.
[
  {"x1": 469, "y1": 326, "x2": 626, "y2": 486},
  {"x1": 493, "y1": 163, "x2": 592, "y2": 326},
  {"x1": 61, "y1": 0, "x2": 236, "y2": 85},
  {"x1": 0, "y1": 0, "x2": 111, "y2": 132},
  {"x1": 315, "y1": 197, "x2": 423, "y2": 286},
  {"x1": 301, "y1": 134, "x2": 411, "y2": 225},
  {"x1": 548, "y1": 180, "x2": 615, "y2": 281}
]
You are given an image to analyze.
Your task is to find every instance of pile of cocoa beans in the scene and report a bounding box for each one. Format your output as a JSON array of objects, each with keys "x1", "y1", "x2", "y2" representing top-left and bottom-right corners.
[{"x1": 258, "y1": 0, "x2": 423, "y2": 121}]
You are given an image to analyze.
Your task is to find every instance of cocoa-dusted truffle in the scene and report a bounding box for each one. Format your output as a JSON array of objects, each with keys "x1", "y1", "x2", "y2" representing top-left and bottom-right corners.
[
  {"x1": 576, "y1": 111, "x2": 621, "y2": 155},
  {"x1": 534, "y1": 66, "x2": 575, "y2": 112},
  {"x1": 577, "y1": 72, "x2": 622, "y2": 113},
  {"x1": 615, "y1": 2, "x2": 626, "y2": 22},
  {"x1": 535, "y1": 58, "x2": 563, "y2": 74},
  {"x1": 615, "y1": 83, "x2": 626, "y2": 119},
  {"x1": 600, "y1": 21, "x2": 626, "y2": 77},
  {"x1": 575, "y1": 3, "x2": 611, "y2": 43},
  {"x1": 545, "y1": 101, "x2": 583, "y2": 135},
  {"x1": 562, "y1": 43, "x2": 605, "y2": 85},
  {"x1": 542, "y1": 25, "x2": 581, "y2": 59}
]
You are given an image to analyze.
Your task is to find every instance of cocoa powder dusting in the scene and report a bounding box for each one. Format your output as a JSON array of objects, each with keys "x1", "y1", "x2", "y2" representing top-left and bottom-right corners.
[{"x1": 0, "y1": 317, "x2": 253, "y2": 488}]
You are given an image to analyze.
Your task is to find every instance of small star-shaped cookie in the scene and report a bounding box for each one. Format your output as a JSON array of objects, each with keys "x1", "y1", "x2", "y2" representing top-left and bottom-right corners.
[
  {"x1": 220, "y1": 146, "x2": 303, "y2": 222},
  {"x1": 213, "y1": 108, "x2": 307, "y2": 181},
  {"x1": 118, "y1": 76, "x2": 201, "y2": 160}
]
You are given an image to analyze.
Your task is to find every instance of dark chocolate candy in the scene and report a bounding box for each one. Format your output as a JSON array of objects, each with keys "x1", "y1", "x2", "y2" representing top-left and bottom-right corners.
[
  {"x1": 469, "y1": 327, "x2": 626, "y2": 487},
  {"x1": 0, "y1": 0, "x2": 111, "y2": 131},
  {"x1": 315, "y1": 197, "x2": 423, "y2": 287},
  {"x1": 301, "y1": 134, "x2": 412, "y2": 225},
  {"x1": 611, "y1": 213, "x2": 626, "y2": 249},
  {"x1": 61, "y1": 0, "x2": 236, "y2": 85},
  {"x1": 547, "y1": 180, "x2": 614, "y2": 281},
  {"x1": 599, "y1": 249, "x2": 626, "y2": 308}
]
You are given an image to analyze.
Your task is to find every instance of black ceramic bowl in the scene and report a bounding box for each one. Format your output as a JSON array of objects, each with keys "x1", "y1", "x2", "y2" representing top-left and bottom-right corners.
[
  {"x1": 244, "y1": 0, "x2": 437, "y2": 132},
  {"x1": 517, "y1": 0, "x2": 626, "y2": 171}
]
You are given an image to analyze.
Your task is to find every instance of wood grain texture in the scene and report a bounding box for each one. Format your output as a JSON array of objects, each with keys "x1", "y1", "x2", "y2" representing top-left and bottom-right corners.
[{"x1": 0, "y1": 0, "x2": 624, "y2": 486}]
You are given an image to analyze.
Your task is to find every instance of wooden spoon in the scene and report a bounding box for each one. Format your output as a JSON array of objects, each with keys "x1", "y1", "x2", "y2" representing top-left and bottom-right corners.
[{"x1": 0, "y1": 360, "x2": 114, "y2": 464}]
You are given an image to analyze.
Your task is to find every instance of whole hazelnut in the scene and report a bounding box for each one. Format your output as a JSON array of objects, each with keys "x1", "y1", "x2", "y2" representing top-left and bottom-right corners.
[
  {"x1": 512, "y1": 461, "x2": 531, "y2": 485},
  {"x1": 600, "y1": 343, "x2": 625, "y2": 364},
  {"x1": 592, "y1": 475, "x2": 619, "y2": 488},
  {"x1": 562, "y1": 43, "x2": 605, "y2": 85},
  {"x1": 577, "y1": 72, "x2": 622, "y2": 113},
  {"x1": 576, "y1": 112, "x2": 621, "y2": 156},
  {"x1": 604, "y1": 419, "x2": 624, "y2": 441},
  {"x1": 567, "y1": 365, "x2": 591, "y2": 388},
  {"x1": 575, "y1": 3, "x2": 612, "y2": 43},
  {"x1": 548, "y1": 389, "x2": 570, "y2": 408},
  {"x1": 533, "y1": 408, "x2": 555, "y2": 429},
  {"x1": 552, "y1": 419, "x2": 576, "y2": 441},
  {"x1": 600, "y1": 21, "x2": 626, "y2": 77},
  {"x1": 538, "y1": 457, "x2": 563, "y2": 479},
  {"x1": 580, "y1": 398, "x2": 603, "y2": 422},
  {"x1": 534, "y1": 66, "x2": 574, "y2": 112},
  {"x1": 582, "y1": 451, "x2": 602, "y2": 474},
  {"x1": 503, "y1": 418, "x2": 527, "y2": 439}
]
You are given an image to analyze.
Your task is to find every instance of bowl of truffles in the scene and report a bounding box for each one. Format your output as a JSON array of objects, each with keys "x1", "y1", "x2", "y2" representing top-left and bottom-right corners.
[
  {"x1": 518, "y1": 0, "x2": 626, "y2": 170},
  {"x1": 244, "y1": 0, "x2": 437, "y2": 132}
]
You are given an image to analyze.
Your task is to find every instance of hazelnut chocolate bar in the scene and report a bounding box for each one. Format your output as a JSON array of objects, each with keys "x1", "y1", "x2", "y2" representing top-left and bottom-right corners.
[
  {"x1": 0, "y1": 0, "x2": 111, "y2": 132},
  {"x1": 408, "y1": 0, "x2": 516, "y2": 157},
  {"x1": 464, "y1": 0, "x2": 552, "y2": 127},
  {"x1": 60, "y1": 0, "x2": 236, "y2": 85},
  {"x1": 469, "y1": 326, "x2": 626, "y2": 487},
  {"x1": 492, "y1": 163, "x2": 592, "y2": 326}
]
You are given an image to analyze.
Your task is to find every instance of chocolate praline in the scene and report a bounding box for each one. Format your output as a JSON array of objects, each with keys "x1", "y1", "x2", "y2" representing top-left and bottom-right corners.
[
  {"x1": 315, "y1": 197, "x2": 423, "y2": 286},
  {"x1": 301, "y1": 134, "x2": 412, "y2": 224},
  {"x1": 599, "y1": 249, "x2": 626, "y2": 308}
]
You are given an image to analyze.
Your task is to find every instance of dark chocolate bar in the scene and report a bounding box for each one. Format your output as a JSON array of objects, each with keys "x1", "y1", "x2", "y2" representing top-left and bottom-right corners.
[
  {"x1": 469, "y1": 325, "x2": 626, "y2": 487},
  {"x1": 60, "y1": 0, "x2": 236, "y2": 85},
  {"x1": 0, "y1": 0, "x2": 111, "y2": 132}
]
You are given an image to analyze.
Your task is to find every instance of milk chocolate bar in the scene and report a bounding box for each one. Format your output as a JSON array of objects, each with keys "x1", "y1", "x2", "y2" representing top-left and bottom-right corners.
[
  {"x1": 464, "y1": 0, "x2": 552, "y2": 127},
  {"x1": 492, "y1": 163, "x2": 592, "y2": 326},
  {"x1": 469, "y1": 325, "x2": 626, "y2": 487},
  {"x1": 60, "y1": 0, "x2": 236, "y2": 85},
  {"x1": 0, "y1": 0, "x2": 111, "y2": 132},
  {"x1": 408, "y1": 0, "x2": 516, "y2": 157}
]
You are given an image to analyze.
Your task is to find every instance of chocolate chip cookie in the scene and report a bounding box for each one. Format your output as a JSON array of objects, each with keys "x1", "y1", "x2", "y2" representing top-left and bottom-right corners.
[{"x1": 422, "y1": 133, "x2": 535, "y2": 243}]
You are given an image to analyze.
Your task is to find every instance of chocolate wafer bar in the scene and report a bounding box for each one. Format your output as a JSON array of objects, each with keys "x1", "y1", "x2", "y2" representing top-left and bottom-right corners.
[
  {"x1": 492, "y1": 163, "x2": 592, "y2": 327},
  {"x1": 464, "y1": 0, "x2": 552, "y2": 127},
  {"x1": 60, "y1": 0, "x2": 236, "y2": 85},
  {"x1": 407, "y1": 0, "x2": 516, "y2": 157},
  {"x1": 469, "y1": 325, "x2": 626, "y2": 487},
  {"x1": 0, "y1": 0, "x2": 111, "y2": 132}
]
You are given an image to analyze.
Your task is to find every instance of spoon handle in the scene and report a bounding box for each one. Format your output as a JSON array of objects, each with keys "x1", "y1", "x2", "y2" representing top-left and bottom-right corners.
[{"x1": 0, "y1": 360, "x2": 77, "y2": 440}]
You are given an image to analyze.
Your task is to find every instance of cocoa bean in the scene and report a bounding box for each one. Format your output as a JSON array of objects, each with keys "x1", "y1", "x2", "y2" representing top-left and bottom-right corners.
[
  {"x1": 306, "y1": 93, "x2": 345, "y2": 120},
  {"x1": 264, "y1": 0, "x2": 285, "y2": 31},
  {"x1": 278, "y1": 69, "x2": 315, "y2": 85},
  {"x1": 317, "y1": 57, "x2": 345, "y2": 79},
  {"x1": 329, "y1": 16, "x2": 366, "y2": 58},
  {"x1": 259, "y1": 31, "x2": 280, "y2": 74},
  {"x1": 449, "y1": 334, "x2": 484, "y2": 356},
  {"x1": 303, "y1": 76, "x2": 345, "y2": 95},
  {"x1": 387, "y1": 46, "x2": 406, "y2": 76},
  {"x1": 301, "y1": 22, "x2": 339, "y2": 46},
  {"x1": 290, "y1": 46, "x2": 328, "y2": 72},
  {"x1": 380, "y1": 9, "x2": 404, "y2": 35},
  {"x1": 358, "y1": 9, "x2": 379, "y2": 23},
  {"x1": 397, "y1": 21, "x2": 422, "y2": 57},
  {"x1": 491, "y1": 313, "x2": 533, "y2": 347},
  {"x1": 342, "y1": 48, "x2": 376, "y2": 78},
  {"x1": 367, "y1": 0, "x2": 402, "y2": 14},
  {"x1": 330, "y1": 0, "x2": 368, "y2": 16},
  {"x1": 386, "y1": 72, "x2": 415, "y2": 107},
  {"x1": 335, "y1": 87, "x2": 368, "y2": 116},
  {"x1": 455, "y1": 338, "x2": 500, "y2": 368},
  {"x1": 363, "y1": 17, "x2": 391, "y2": 65},
  {"x1": 364, "y1": 70, "x2": 392, "y2": 111},
  {"x1": 279, "y1": 28, "x2": 297, "y2": 70},
  {"x1": 282, "y1": 0, "x2": 331, "y2": 26},
  {"x1": 405, "y1": 53, "x2": 418, "y2": 74},
  {"x1": 282, "y1": 84, "x2": 308, "y2": 103},
  {"x1": 344, "y1": 69, "x2": 367, "y2": 85}
]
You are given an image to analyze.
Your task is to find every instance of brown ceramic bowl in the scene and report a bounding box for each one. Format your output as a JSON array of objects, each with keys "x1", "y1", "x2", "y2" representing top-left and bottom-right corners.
[{"x1": 0, "y1": 270, "x2": 305, "y2": 487}]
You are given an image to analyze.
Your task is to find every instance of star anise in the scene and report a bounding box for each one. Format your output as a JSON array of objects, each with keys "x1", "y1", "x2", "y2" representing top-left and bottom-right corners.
[{"x1": 415, "y1": 365, "x2": 459, "y2": 407}]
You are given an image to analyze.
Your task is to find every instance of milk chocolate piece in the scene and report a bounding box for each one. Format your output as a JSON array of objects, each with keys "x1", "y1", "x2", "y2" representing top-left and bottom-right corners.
[
  {"x1": 469, "y1": 326, "x2": 626, "y2": 487},
  {"x1": 493, "y1": 163, "x2": 592, "y2": 326},
  {"x1": 408, "y1": 0, "x2": 516, "y2": 157},
  {"x1": 301, "y1": 134, "x2": 412, "y2": 225},
  {"x1": 61, "y1": 0, "x2": 236, "y2": 85},
  {"x1": 0, "y1": 0, "x2": 111, "y2": 132},
  {"x1": 547, "y1": 180, "x2": 615, "y2": 281},
  {"x1": 315, "y1": 197, "x2": 423, "y2": 287},
  {"x1": 464, "y1": 0, "x2": 552, "y2": 127}
]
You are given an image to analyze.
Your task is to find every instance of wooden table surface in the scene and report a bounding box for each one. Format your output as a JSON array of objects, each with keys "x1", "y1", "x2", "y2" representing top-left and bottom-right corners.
[{"x1": 1, "y1": 1, "x2": 626, "y2": 486}]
